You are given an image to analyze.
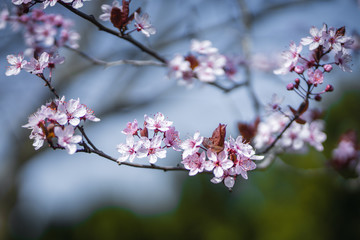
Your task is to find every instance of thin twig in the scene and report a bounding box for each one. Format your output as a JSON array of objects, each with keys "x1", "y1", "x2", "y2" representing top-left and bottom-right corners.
[
  {"x1": 58, "y1": 1, "x2": 167, "y2": 63},
  {"x1": 37, "y1": 73, "x2": 59, "y2": 98},
  {"x1": 64, "y1": 45, "x2": 166, "y2": 67}
]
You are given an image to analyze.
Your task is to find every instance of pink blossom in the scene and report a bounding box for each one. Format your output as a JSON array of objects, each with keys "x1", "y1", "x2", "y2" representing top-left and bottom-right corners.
[
  {"x1": 0, "y1": 9, "x2": 9, "y2": 30},
  {"x1": 117, "y1": 135, "x2": 146, "y2": 162},
  {"x1": 210, "y1": 168, "x2": 236, "y2": 190},
  {"x1": 144, "y1": 112, "x2": 173, "y2": 132},
  {"x1": 134, "y1": 12, "x2": 156, "y2": 37},
  {"x1": 62, "y1": 0, "x2": 91, "y2": 9},
  {"x1": 24, "y1": 52, "x2": 50, "y2": 74},
  {"x1": 333, "y1": 139, "x2": 357, "y2": 162},
  {"x1": 301, "y1": 24, "x2": 327, "y2": 50},
  {"x1": 59, "y1": 98, "x2": 87, "y2": 126},
  {"x1": 306, "y1": 120, "x2": 326, "y2": 151},
  {"x1": 34, "y1": 23, "x2": 57, "y2": 46},
  {"x1": 335, "y1": 50, "x2": 352, "y2": 72},
  {"x1": 228, "y1": 136, "x2": 264, "y2": 160},
  {"x1": 274, "y1": 41, "x2": 302, "y2": 75},
  {"x1": 190, "y1": 39, "x2": 218, "y2": 55},
  {"x1": 235, "y1": 157, "x2": 256, "y2": 179},
  {"x1": 164, "y1": 127, "x2": 181, "y2": 151},
  {"x1": 43, "y1": 0, "x2": 59, "y2": 9},
  {"x1": 122, "y1": 119, "x2": 139, "y2": 135},
  {"x1": 307, "y1": 69, "x2": 324, "y2": 86},
  {"x1": 5, "y1": 54, "x2": 27, "y2": 76},
  {"x1": 205, "y1": 150, "x2": 233, "y2": 178},
  {"x1": 281, "y1": 123, "x2": 310, "y2": 151},
  {"x1": 12, "y1": 0, "x2": 32, "y2": 5},
  {"x1": 180, "y1": 131, "x2": 204, "y2": 158},
  {"x1": 54, "y1": 125, "x2": 82, "y2": 155},
  {"x1": 194, "y1": 54, "x2": 226, "y2": 82},
  {"x1": 141, "y1": 135, "x2": 167, "y2": 164},
  {"x1": 181, "y1": 152, "x2": 206, "y2": 176},
  {"x1": 168, "y1": 55, "x2": 192, "y2": 80},
  {"x1": 324, "y1": 27, "x2": 348, "y2": 52}
]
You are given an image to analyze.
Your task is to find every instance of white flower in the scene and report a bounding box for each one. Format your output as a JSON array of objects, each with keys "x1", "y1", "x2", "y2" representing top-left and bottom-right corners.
[{"x1": 134, "y1": 12, "x2": 156, "y2": 37}]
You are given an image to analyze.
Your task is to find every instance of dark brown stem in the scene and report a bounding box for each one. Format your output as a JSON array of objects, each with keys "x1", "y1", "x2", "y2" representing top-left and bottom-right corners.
[
  {"x1": 58, "y1": 1, "x2": 167, "y2": 63},
  {"x1": 37, "y1": 73, "x2": 59, "y2": 98}
]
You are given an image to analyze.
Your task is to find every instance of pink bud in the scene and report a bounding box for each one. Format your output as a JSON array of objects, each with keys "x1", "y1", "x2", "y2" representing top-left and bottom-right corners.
[
  {"x1": 324, "y1": 64, "x2": 333, "y2": 72},
  {"x1": 315, "y1": 95, "x2": 322, "y2": 101},
  {"x1": 287, "y1": 83, "x2": 294, "y2": 90},
  {"x1": 325, "y1": 84, "x2": 334, "y2": 92},
  {"x1": 295, "y1": 78, "x2": 300, "y2": 85},
  {"x1": 294, "y1": 66, "x2": 304, "y2": 74}
]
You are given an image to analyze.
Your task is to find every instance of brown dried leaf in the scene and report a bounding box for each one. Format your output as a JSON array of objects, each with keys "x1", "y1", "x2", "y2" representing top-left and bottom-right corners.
[
  {"x1": 207, "y1": 124, "x2": 226, "y2": 153},
  {"x1": 110, "y1": 7, "x2": 123, "y2": 30},
  {"x1": 336, "y1": 26, "x2": 346, "y2": 37}
]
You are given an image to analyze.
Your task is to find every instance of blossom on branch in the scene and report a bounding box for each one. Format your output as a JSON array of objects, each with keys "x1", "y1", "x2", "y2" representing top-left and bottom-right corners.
[
  {"x1": 134, "y1": 12, "x2": 156, "y2": 37},
  {"x1": 5, "y1": 53, "x2": 27, "y2": 76},
  {"x1": 55, "y1": 125, "x2": 82, "y2": 154}
]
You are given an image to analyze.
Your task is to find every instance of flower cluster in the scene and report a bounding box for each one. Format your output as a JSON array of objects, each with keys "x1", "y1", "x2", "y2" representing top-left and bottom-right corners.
[
  {"x1": 181, "y1": 124, "x2": 263, "y2": 190},
  {"x1": 275, "y1": 24, "x2": 353, "y2": 75},
  {"x1": 5, "y1": 51, "x2": 64, "y2": 78},
  {"x1": 99, "y1": 0, "x2": 156, "y2": 37},
  {"x1": 330, "y1": 130, "x2": 359, "y2": 177},
  {"x1": 275, "y1": 24, "x2": 354, "y2": 102},
  {"x1": 1, "y1": 7, "x2": 80, "y2": 55},
  {"x1": 253, "y1": 110, "x2": 326, "y2": 152},
  {"x1": 22, "y1": 96, "x2": 100, "y2": 154},
  {"x1": 168, "y1": 39, "x2": 228, "y2": 86},
  {"x1": 12, "y1": 0, "x2": 90, "y2": 9},
  {"x1": 117, "y1": 112, "x2": 180, "y2": 164}
]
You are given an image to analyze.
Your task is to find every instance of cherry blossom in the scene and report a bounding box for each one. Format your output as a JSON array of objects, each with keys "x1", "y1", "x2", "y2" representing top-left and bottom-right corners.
[
  {"x1": 55, "y1": 125, "x2": 82, "y2": 155},
  {"x1": 301, "y1": 24, "x2": 327, "y2": 50},
  {"x1": 134, "y1": 12, "x2": 156, "y2": 37},
  {"x1": 191, "y1": 39, "x2": 218, "y2": 55},
  {"x1": 180, "y1": 131, "x2": 204, "y2": 158},
  {"x1": 24, "y1": 52, "x2": 50, "y2": 74},
  {"x1": 122, "y1": 119, "x2": 139, "y2": 135},
  {"x1": 12, "y1": 0, "x2": 31, "y2": 5},
  {"x1": 307, "y1": 68, "x2": 324, "y2": 86},
  {"x1": 181, "y1": 152, "x2": 206, "y2": 176},
  {"x1": 0, "y1": 9, "x2": 9, "y2": 30},
  {"x1": 5, "y1": 54, "x2": 27, "y2": 76},
  {"x1": 306, "y1": 120, "x2": 327, "y2": 151},
  {"x1": 144, "y1": 112, "x2": 173, "y2": 132},
  {"x1": 62, "y1": 0, "x2": 91, "y2": 9},
  {"x1": 210, "y1": 168, "x2": 236, "y2": 190},
  {"x1": 335, "y1": 50, "x2": 352, "y2": 72},
  {"x1": 194, "y1": 54, "x2": 226, "y2": 82},
  {"x1": 117, "y1": 135, "x2": 146, "y2": 163},
  {"x1": 141, "y1": 135, "x2": 167, "y2": 164},
  {"x1": 274, "y1": 41, "x2": 302, "y2": 75},
  {"x1": 205, "y1": 150, "x2": 233, "y2": 178},
  {"x1": 164, "y1": 127, "x2": 181, "y2": 151}
]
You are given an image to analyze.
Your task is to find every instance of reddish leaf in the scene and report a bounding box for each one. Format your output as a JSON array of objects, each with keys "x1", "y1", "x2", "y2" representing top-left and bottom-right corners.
[
  {"x1": 295, "y1": 118, "x2": 306, "y2": 125},
  {"x1": 110, "y1": 7, "x2": 123, "y2": 30},
  {"x1": 204, "y1": 124, "x2": 226, "y2": 153},
  {"x1": 185, "y1": 55, "x2": 199, "y2": 70},
  {"x1": 336, "y1": 26, "x2": 346, "y2": 37}
]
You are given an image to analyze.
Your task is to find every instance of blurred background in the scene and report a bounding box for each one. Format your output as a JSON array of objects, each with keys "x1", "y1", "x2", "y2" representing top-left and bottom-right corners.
[{"x1": 1, "y1": 0, "x2": 360, "y2": 239}]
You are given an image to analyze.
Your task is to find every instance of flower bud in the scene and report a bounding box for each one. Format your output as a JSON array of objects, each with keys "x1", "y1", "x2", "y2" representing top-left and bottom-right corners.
[
  {"x1": 325, "y1": 84, "x2": 334, "y2": 92},
  {"x1": 287, "y1": 83, "x2": 294, "y2": 90},
  {"x1": 324, "y1": 64, "x2": 333, "y2": 72},
  {"x1": 295, "y1": 78, "x2": 300, "y2": 85},
  {"x1": 294, "y1": 66, "x2": 304, "y2": 74},
  {"x1": 315, "y1": 94, "x2": 322, "y2": 101}
]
